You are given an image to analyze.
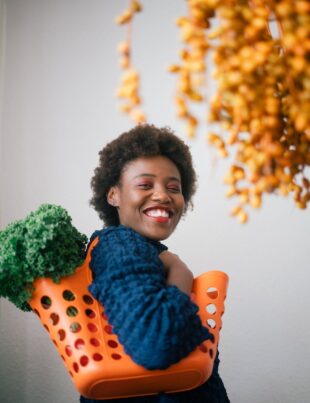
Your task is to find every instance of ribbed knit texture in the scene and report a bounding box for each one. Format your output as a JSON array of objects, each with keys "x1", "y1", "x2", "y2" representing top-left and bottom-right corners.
[{"x1": 88, "y1": 225, "x2": 212, "y2": 370}]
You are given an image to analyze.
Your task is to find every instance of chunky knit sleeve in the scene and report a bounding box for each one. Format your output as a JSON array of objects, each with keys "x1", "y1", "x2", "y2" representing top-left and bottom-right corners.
[{"x1": 88, "y1": 226, "x2": 212, "y2": 370}]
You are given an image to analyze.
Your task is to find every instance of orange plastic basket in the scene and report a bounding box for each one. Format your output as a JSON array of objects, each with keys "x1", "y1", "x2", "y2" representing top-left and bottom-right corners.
[{"x1": 29, "y1": 239, "x2": 229, "y2": 400}]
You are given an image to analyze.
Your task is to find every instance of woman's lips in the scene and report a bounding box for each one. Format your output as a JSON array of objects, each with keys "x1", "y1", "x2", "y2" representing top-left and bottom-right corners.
[
  {"x1": 146, "y1": 215, "x2": 170, "y2": 223},
  {"x1": 144, "y1": 208, "x2": 172, "y2": 223}
]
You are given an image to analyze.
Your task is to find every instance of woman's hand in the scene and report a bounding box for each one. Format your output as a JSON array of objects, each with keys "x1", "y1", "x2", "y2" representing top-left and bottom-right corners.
[{"x1": 159, "y1": 251, "x2": 194, "y2": 296}]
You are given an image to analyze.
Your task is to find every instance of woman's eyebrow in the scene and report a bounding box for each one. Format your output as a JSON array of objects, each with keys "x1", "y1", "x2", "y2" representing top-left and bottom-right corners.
[{"x1": 133, "y1": 173, "x2": 181, "y2": 182}]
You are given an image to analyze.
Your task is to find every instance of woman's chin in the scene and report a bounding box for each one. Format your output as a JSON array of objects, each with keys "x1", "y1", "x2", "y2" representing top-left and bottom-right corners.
[{"x1": 140, "y1": 227, "x2": 174, "y2": 242}]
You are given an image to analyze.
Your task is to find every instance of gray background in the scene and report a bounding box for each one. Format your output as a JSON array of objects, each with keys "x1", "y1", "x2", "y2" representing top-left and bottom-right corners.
[{"x1": 1, "y1": 1, "x2": 309, "y2": 402}]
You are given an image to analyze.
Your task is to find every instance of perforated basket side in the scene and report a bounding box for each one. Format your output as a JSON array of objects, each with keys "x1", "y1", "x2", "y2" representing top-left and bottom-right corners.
[
  {"x1": 192, "y1": 270, "x2": 229, "y2": 361},
  {"x1": 29, "y1": 239, "x2": 229, "y2": 399}
]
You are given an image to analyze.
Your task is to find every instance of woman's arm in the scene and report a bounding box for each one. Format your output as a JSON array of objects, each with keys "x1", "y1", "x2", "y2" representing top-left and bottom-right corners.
[
  {"x1": 88, "y1": 226, "x2": 212, "y2": 370},
  {"x1": 159, "y1": 251, "x2": 194, "y2": 296}
]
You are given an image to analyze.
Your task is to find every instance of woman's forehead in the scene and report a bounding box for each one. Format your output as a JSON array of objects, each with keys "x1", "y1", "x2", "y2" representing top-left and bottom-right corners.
[{"x1": 121, "y1": 156, "x2": 181, "y2": 180}]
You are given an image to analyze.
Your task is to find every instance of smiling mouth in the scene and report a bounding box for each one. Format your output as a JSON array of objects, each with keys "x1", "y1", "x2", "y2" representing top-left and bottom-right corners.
[{"x1": 143, "y1": 208, "x2": 173, "y2": 221}]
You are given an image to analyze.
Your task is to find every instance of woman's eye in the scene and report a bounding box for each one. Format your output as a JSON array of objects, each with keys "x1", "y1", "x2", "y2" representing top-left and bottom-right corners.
[
  {"x1": 137, "y1": 183, "x2": 152, "y2": 189},
  {"x1": 168, "y1": 186, "x2": 181, "y2": 193}
]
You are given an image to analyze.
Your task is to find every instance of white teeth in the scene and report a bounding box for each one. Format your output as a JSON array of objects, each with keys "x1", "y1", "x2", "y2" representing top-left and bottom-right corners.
[{"x1": 146, "y1": 209, "x2": 169, "y2": 218}]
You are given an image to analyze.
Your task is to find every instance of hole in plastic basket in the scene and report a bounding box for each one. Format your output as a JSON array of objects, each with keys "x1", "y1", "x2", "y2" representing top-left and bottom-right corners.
[
  {"x1": 108, "y1": 340, "x2": 118, "y2": 349},
  {"x1": 61, "y1": 355, "x2": 66, "y2": 362},
  {"x1": 207, "y1": 287, "x2": 218, "y2": 300},
  {"x1": 33, "y1": 309, "x2": 41, "y2": 318},
  {"x1": 69, "y1": 371, "x2": 74, "y2": 378},
  {"x1": 206, "y1": 304, "x2": 217, "y2": 315},
  {"x1": 111, "y1": 353, "x2": 122, "y2": 360},
  {"x1": 80, "y1": 355, "x2": 89, "y2": 367},
  {"x1": 73, "y1": 362, "x2": 79, "y2": 373},
  {"x1": 90, "y1": 338, "x2": 100, "y2": 347},
  {"x1": 63, "y1": 290, "x2": 76, "y2": 301},
  {"x1": 52, "y1": 339, "x2": 58, "y2": 347},
  {"x1": 66, "y1": 306, "x2": 79, "y2": 317},
  {"x1": 83, "y1": 295, "x2": 94, "y2": 305},
  {"x1": 44, "y1": 325, "x2": 50, "y2": 333},
  {"x1": 75, "y1": 339, "x2": 85, "y2": 350},
  {"x1": 41, "y1": 296, "x2": 52, "y2": 309},
  {"x1": 207, "y1": 319, "x2": 216, "y2": 329},
  {"x1": 209, "y1": 349, "x2": 214, "y2": 359},
  {"x1": 104, "y1": 325, "x2": 113, "y2": 334},
  {"x1": 58, "y1": 329, "x2": 66, "y2": 341},
  {"x1": 50, "y1": 313, "x2": 60, "y2": 325},
  {"x1": 65, "y1": 345, "x2": 73, "y2": 357},
  {"x1": 87, "y1": 323, "x2": 98, "y2": 333},
  {"x1": 198, "y1": 344, "x2": 208, "y2": 353},
  {"x1": 70, "y1": 322, "x2": 82, "y2": 333},
  {"x1": 85, "y1": 309, "x2": 96, "y2": 318},
  {"x1": 102, "y1": 312, "x2": 108, "y2": 321},
  {"x1": 93, "y1": 353, "x2": 103, "y2": 361}
]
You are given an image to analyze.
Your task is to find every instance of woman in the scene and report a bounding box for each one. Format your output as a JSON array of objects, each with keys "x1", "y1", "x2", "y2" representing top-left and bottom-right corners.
[{"x1": 81, "y1": 124, "x2": 230, "y2": 402}]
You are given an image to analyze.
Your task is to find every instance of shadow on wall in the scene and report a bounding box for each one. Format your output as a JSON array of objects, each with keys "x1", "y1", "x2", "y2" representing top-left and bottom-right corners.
[
  {"x1": 0, "y1": 300, "x2": 28, "y2": 401},
  {"x1": 0, "y1": 298, "x2": 79, "y2": 403}
]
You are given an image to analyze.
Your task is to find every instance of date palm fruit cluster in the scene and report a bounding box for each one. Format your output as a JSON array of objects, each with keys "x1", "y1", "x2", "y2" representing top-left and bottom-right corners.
[
  {"x1": 115, "y1": 0, "x2": 310, "y2": 222},
  {"x1": 168, "y1": 2, "x2": 212, "y2": 138},
  {"x1": 115, "y1": 0, "x2": 146, "y2": 124},
  {"x1": 171, "y1": 0, "x2": 310, "y2": 222}
]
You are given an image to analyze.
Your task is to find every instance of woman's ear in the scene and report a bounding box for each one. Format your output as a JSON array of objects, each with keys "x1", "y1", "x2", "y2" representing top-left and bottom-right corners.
[{"x1": 107, "y1": 186, "x2": 120, "y2": 207}]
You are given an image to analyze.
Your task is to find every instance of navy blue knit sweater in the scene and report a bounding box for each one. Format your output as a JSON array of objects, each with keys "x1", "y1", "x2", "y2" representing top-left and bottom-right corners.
[{"x1": 81, "y1": 225, "x2": 229, "y2": 402}]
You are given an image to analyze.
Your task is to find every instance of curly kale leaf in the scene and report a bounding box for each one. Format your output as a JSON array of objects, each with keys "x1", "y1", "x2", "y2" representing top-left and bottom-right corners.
[{"x1": 0, "y1": 204, "x2": 87, "y2": 311}]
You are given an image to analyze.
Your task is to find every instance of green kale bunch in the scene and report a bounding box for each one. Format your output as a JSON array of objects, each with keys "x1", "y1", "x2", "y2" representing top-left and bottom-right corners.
[{"x1": 0, "y1": 204, "x2": 88, "y2": 311}]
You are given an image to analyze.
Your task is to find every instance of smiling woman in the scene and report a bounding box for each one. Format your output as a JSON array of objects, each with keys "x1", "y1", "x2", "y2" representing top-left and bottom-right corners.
[
  {"x1": 90, "y1": 125, "x2": 197, "y2": 227},
  {"x1": 83, "y1": 124, "x2": 230, "y2": 403},
  {"x1": 107, "y1": 156, "x2": 185, "y2": 241}
]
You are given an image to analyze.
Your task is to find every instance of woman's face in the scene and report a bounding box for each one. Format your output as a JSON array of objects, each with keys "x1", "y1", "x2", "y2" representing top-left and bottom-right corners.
[{"x1": 107, "y1": 156, "x2": 185, "y2": 241}]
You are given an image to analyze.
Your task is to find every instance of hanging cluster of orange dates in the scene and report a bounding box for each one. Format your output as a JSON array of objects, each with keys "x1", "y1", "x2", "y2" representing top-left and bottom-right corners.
[
  {"x1": 116, "y1": 0, "x2": 310, "y2": 223},
  {"x1": 116, "y1": 0, "x2": 146, "y2": 124}
]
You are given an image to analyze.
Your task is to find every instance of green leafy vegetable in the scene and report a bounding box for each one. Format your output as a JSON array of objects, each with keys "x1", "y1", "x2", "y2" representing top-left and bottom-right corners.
[{"x1": 0, "y1": 204, "x2": 88, "y2": 311}]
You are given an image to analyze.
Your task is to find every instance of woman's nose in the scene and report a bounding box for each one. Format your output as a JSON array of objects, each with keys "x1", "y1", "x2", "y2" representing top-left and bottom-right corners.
[{"x1": 151, "y1": 189, "x2": 171, "y2": 203}]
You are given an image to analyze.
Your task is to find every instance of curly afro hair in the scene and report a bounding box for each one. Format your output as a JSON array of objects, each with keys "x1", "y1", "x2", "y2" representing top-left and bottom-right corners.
[{"x1": 90, "y1": 124, "x2": 197, "y2": 226}]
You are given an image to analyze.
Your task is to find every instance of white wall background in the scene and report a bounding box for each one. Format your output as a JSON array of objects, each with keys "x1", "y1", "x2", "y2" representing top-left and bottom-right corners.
[{"x1": 0, "y1": 1, "x2": 309, "y2": 402}]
